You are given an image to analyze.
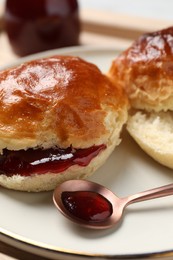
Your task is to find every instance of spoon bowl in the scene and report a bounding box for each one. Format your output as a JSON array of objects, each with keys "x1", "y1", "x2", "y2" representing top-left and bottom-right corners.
[
  {"x1": 53, "y1": 180, "x2": 128, "y2": 229},
  {"x1": 53, "y1": 179, "x2": 173, "y2": 229}
]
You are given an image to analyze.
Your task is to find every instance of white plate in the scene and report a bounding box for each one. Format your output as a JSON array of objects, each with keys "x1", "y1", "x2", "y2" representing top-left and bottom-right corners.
[{"x1": 1, "y1": 46, "x2": 173, "y2": 260}]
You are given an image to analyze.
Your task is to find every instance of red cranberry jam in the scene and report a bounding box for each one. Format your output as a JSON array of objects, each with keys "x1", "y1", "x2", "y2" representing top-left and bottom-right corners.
[
  {"x1": 0, "y1": 145, "x2": 106, "y2": 177},
  {"x1": 61, "y1": 191, "x2": 113, "y2": 223}
]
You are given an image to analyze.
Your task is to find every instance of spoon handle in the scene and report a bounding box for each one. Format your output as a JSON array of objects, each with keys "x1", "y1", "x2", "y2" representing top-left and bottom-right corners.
[{"x1": 125, "y1": 183, "x2": 173, "y2": 206}]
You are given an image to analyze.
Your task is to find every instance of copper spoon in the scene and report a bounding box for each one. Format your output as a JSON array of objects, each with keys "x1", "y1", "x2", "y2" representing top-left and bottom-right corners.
[{"x1": 53, "y1": 180, "x2": 173, "y2": 229}]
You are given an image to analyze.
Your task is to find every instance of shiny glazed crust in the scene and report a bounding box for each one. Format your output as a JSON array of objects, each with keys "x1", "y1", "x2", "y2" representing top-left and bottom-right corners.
[
  {"x1": 0, "y1": 55, "x2": 128, "y2": 191},
  {"x1": 109, "y1": 27, "x2": 173, "y2": 111},
  {"x1": 0, "y1": 55, "x2": 128, "y2": 152}
]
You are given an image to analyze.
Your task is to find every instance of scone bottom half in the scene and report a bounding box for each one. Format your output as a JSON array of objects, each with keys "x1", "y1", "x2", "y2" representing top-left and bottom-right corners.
[{"x1": 0, "y1": 55, "x2": 128, "y2": 192}]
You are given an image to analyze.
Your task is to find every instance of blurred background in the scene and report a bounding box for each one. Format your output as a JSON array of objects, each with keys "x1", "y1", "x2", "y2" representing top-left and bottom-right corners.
[
  {"x1": 79, "y1": 0, "x2": 173, "y2": 20},
  {"x1": 0, "y1": 0, "x2": 173, "y2": 65}
]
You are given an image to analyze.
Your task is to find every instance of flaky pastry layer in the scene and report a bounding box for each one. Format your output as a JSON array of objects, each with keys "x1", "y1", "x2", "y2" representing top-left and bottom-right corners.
[{"x1": 0, "y1": 105, "x2": 128, "y2": 191}]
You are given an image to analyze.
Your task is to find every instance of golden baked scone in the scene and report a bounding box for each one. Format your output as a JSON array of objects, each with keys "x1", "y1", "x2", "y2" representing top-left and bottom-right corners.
[
  {"x1": 0, "y1": 55, "x2": 128, "y2": 191},
  {"x1": 109, "y1": 27, "x2": 173, "y2": 112},
  {"x1": 109, "y1": 26, "x2": 173, "y2": 169}
]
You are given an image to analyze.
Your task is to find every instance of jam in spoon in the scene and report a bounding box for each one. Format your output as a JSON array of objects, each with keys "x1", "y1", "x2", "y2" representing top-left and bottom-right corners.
[{"x1": 53, "y1": 180, "x2": 173, "y2": 229}]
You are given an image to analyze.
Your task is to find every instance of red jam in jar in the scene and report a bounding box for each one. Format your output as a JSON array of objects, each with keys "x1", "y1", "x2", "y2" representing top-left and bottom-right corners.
[{"x1": 4, "y1": 0, "x2": 80, "y2": 56}]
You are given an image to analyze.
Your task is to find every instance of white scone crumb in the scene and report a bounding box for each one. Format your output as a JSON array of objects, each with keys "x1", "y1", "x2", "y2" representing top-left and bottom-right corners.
[{"x1": 127, "y1": 111, "x2": 173, "y2": 168}]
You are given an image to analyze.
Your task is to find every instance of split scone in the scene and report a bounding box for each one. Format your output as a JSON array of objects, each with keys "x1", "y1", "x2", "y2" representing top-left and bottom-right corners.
[
  {"x1": 109, "y1": 26, "x2": 173, "y2": 169},
  {"x1": 0, "y1": 55, "x2": 128, "y2": 191}
]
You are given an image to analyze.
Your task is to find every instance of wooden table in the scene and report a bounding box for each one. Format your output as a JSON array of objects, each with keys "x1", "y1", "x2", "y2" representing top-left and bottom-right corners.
[{"x1": 0, "y1": 9, "x2": 172, "y2": 260}]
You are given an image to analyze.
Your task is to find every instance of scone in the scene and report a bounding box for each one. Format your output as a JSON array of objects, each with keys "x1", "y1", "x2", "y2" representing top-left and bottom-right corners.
[
  {"x1": 0, "y1": 55, "x2": 128, "y2": 192},
  {"x1": 109, "y1": 26, "x2": 173, "y2": 169}
]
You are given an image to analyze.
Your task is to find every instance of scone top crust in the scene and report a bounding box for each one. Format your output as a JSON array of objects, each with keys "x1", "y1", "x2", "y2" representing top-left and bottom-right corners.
[
  {"x1": 109, "y1": 27, "x2": 173, "y2": 111},
  {"x1": 0, "y1": 55, "x2": 127, "y2": 152}
]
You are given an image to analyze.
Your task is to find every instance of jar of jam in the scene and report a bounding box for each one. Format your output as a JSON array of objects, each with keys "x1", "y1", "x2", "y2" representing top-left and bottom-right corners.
[{"x1": 4, "y1": 0, "x2": 80, "y2": 56}]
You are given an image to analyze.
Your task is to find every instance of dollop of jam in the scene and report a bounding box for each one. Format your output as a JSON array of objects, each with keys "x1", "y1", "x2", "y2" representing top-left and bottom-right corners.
[
  {"x1": 61, "y1": 191, "x2": 113, "y2": 223},
  {"x1": 0, "y1": 145, "x2": 106, "y2": 177}
]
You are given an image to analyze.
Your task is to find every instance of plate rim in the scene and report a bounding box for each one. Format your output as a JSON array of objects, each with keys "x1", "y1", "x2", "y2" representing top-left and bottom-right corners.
[
  {"x1": 1, "y1": 226, "x2": 173, "y2": 260},
  {"x1": 0, "y1": 45, "x2": 173, "y2": 260},
  {"x1": 0, "y1": 227, "x2": 173, "y2": 260}
]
